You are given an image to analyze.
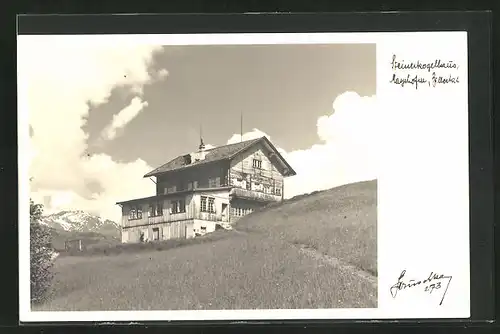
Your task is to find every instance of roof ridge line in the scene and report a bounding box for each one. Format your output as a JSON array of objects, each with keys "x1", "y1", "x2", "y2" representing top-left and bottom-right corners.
[{"x1": 143, "y1": 136, "x2": 265, "y2": 178}]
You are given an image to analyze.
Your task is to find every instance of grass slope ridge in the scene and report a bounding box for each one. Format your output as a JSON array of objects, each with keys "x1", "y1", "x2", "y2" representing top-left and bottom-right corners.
[
  {"x1": 36, "y1": 180, "x2": 377, "y2": 311},
  {"x1": 235, "y1": 179, "x2": 377, "y2": 275}
]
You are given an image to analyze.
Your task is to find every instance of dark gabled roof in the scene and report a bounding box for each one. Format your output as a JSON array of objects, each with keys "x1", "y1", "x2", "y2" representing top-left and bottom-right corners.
[
  {"x1": 144, "y1": 137, "x2": 296, "y2": 177},
  {"x1": 143, "y1": 138, "x2": 261, "y2": 177},
  {"x1": 143, "y1": 136, "x2": 297, "y2": 178}
]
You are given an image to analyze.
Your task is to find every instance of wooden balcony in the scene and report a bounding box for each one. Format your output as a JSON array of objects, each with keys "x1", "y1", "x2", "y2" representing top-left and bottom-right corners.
[
  {"x1": 124, "y1": 208, "x2": 227, "y2": 228},
  {"x1": 229, "y1": 187, "x2": 282, "y2": 203}
]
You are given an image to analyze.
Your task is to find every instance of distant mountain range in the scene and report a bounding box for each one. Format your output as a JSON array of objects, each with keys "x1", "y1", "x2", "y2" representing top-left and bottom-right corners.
[
  {"x1": 36, "y1": 210, "x2": 121, "y2": 252},
  {"x1": 40, "y1": 210, "x2": 120, "y2": 237}
]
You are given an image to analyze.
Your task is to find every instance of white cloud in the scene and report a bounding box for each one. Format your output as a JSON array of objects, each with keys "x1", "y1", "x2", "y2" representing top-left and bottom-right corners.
[
  {"x1": 101, "y1": 97, "x2": 149, "y2": 141},
  {"x1": 226, "y1": 128, "x2": 271, "y2": 145},
  {"x1": 225, "y1": 91, "x2": 378, "y2": 198},
  {"x1": 20, "y1": 36, "x2": 376, "y2": 221},
  {"x1": 19, "y1": 38, "x2": 163, "y2": 221}
]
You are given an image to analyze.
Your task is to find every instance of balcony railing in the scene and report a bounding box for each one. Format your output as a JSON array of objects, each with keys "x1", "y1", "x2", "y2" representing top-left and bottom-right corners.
[
  {"x1": 229, "y1": 187, "x2": 282, "y2": 202},
  {"x1": 124, "y1": 209, "x2": 227, "y2": 228}
]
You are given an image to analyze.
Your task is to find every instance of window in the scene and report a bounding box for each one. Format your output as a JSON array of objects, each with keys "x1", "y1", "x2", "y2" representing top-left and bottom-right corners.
[
  {"x1": 170, "y1": 199, "x2": 186, "y2": 214},
  {"x1": 276, "y1": 187, "x2": 282, "y2": 196},
  {"x1": 156, "y1": 202, "x2": 163, "y2": 216},
  {"x1": 128, "y1": 206, "x2": 143, "y2": 220},
  {"x1": 233, "y1": 207, "x2": 252, "y2": 217},
  {"x1": 208, "y1": 197, "x2": 215, "y2": 213},
  {"x1": 253, "y1": 159, "x2": 262, "y2": 169},
  {"x1": 253, "y1": 182, "x2": 262, "y2": 191},
  {"x1": 155, "y1": 202, "x2": 163, "y2": 216},
  {"x1": 201, "y1": 196, "x2": 207, "y2": 212},
  {"x1": 148, "y1": 202, "x2": 163, "y2": 217},
  {"x1": 201, "y1": 196, "x2": 216, "y2": 213}
]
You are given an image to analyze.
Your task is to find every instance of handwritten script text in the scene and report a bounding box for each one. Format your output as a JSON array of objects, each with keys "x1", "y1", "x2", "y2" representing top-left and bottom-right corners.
[
  {"x1": 389, "y1": 55, "x2": 460, "y2": 90},
  {"x1": 389, "y1": 270, "x2": 453, "y2": 306}
]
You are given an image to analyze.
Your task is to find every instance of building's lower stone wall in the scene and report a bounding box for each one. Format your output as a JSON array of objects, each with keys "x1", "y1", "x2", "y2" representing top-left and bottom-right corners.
[
  {"x1": 193, "y1": 219, "x2": 217, "y2": 236},
  {"x1": 121, "y1": 220, "x2": 195, "y2": 243},
  {"x1": 120, "y1": 218, "x2": 224, "y2": 243}
]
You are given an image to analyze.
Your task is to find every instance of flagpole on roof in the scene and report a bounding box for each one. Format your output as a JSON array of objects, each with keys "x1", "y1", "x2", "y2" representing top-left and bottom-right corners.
[{"x1": 199, "y1": 123, "x2": 204, "y2": 149}]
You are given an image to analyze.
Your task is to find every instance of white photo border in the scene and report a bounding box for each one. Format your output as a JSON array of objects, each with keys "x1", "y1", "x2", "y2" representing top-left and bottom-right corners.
[{"x1": 18, "y1": 31, "x2": 470, "y2": 322}]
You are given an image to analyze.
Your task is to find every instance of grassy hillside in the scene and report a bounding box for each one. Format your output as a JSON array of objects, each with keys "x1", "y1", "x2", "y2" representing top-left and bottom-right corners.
[
  {"x1": 235, "y1": 180, "x2": 377, "y2": 275},
  {"x1": 35, "y1": 180, "x2": 377, "y2": 311}
]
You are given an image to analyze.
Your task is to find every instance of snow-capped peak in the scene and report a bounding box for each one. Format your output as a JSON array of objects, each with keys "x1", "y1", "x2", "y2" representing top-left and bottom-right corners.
[{"x1": 40, "y1": 210, "x2": 119, "y2": 235}]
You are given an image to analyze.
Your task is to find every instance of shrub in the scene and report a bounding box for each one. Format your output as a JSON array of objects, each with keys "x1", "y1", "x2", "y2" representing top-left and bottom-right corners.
[{"x1": 30, "y1": 199, "x2": 54, "y2": 304}]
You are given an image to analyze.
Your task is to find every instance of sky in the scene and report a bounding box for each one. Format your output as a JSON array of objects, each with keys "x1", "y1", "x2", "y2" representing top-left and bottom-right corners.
[{"x1": 20, "y1": 40, "x2": 377, "y2": 222}]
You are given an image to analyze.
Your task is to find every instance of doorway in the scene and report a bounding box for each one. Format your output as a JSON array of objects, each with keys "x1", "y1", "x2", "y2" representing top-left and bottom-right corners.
[
  {"x1": 221, "y1": 203, "x2": 228, "y2": 222},
  {"x1": 152, "y1": 227, "x2": 160, "y2": 241}
]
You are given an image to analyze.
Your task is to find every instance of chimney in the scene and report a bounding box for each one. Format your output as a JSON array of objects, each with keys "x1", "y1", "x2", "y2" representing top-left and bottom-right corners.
[
  {"x1": 199, "y1": 137, "x2": 206, "y2": 151},
  {"x1": 191, "y1": 137, "x2": 207, "y2": 162}
]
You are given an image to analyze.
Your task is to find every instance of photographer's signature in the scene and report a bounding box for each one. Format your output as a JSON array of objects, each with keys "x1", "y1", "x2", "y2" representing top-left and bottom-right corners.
[{"x1": 390, "y1": 270, "x2": 452, "y2": 306}]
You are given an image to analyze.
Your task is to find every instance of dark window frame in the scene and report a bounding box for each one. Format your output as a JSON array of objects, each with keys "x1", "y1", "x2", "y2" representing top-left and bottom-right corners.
[
  {"x1": 201, "y1": 196, "x2": 216, "y2": 213},
  {"x1": 170, "y1": 199, "x2": 186, "y2": 214},
  {"x1": 252, "y1": 159, "x2": 262, "y2": 169}
]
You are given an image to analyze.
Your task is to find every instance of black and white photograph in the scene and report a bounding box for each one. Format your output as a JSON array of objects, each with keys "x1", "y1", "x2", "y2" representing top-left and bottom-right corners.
[
  {"x1": 24, "y1": 41, "x2": 378, "y2": 312},
  {"x1": 18, "y1": 29, "x2": 472, "y2": 322}
]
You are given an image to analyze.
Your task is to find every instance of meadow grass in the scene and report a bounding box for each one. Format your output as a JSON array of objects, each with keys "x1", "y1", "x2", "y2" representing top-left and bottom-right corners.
[
  {"x1": 34, "y1": 180, "x2": 377, "y2": 311},
  {"x1": 36, "y1": 233, "x2": 375, "y2": 311},
  {"x1": 234, "y1": 180, "x2": 377, "y2": 275}
]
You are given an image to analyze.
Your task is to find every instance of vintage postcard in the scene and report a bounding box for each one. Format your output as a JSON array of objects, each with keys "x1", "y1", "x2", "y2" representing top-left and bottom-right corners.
[{"x1": 18, "y1": 31, "x2": 469, "y2": 322}]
